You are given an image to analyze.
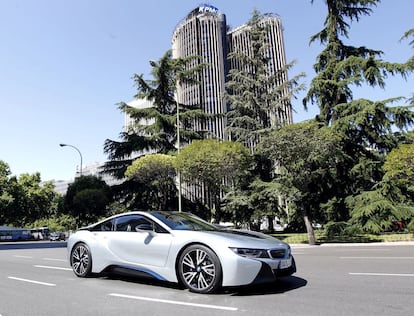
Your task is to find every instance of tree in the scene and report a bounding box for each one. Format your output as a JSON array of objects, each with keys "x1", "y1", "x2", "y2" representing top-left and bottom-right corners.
[
  {"x1": 103, "y1": 50, "x2": 209, "y2": 179},
  {"x1": 258, "y1": 121, "x2": 348, "y2": 244},
  {"x1": 347, "y1": 141, "x2": 414, "y2": 234},
  {"x1": 125, "y1": 154, "x2": 177, "y2": 211},
  {"x1": 224, "y1": 9, "x2": 305, "y2": 149},
  {"x1": 175, "y1": 139, "x2": 252, "y2": 222},
  {"x1": 301, "y1": 1, "x2": 414, "y2": 233},
  {"x1": 5, "y1": 173, "x2": 59, "y2": 227},
  {"x1": 0, "y1": 161, "x2": 13, "y2": 224},
  {"x1": 346, "y1": 190, "x2": 411, "y2": 234},
  {"x1": 63, "y1": 176, "x2": 111, "y2": 227},
  {"x1": 383, "y1": 143, "x2": 414, "y2": 194},
  {"x1": 304, "y1": 0, "x2": 409, "y2": 125},
  {"x1": 401, "y1": 28, "x2": 414, "y2": 104}
]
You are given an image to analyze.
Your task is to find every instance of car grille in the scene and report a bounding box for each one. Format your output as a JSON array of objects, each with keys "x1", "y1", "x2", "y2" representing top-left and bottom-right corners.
[{"x1": 269, "y1": 249, "x2": 286, "y2": 258}]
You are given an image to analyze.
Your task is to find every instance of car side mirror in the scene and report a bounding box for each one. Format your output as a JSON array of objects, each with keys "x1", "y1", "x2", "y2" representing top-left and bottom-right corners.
[{"x1": 135, "y1": 223, "x2": 157, "y2": 237}]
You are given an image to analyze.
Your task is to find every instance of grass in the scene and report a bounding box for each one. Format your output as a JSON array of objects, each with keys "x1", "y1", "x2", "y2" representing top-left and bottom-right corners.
[{"x1": 271, "y1": 231, "x2": 414, "y2": 244}]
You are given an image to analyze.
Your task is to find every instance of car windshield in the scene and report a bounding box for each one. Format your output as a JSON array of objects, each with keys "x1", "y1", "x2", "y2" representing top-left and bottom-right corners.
[{"x1": 151, "y1": 212, "x2": 218, "y2": 231}]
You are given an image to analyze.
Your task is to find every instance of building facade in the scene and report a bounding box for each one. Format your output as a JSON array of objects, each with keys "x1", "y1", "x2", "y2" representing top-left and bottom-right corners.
[
  {"x1": 124, "y1": 5, "x2": 292, "y2": 214},
  {"x1": 227, "y1": 13, "x2": 293, "y2": 127},
  {"x1": 171, "y1": 4, "x2": 292, "y2": 142},
  {"x1": 172, "y1": 4, "x2": 229, "y2": 141}
]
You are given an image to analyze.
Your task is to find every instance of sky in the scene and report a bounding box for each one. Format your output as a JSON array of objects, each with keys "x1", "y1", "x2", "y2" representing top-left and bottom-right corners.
[{"x1": 0, "y1": 0, "x2": 412, "y2": 182}]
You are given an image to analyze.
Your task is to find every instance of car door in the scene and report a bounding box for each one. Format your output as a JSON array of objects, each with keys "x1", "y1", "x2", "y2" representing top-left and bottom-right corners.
[{"x1": 106, "y1": 214, "x2": 173, "y2": 267}]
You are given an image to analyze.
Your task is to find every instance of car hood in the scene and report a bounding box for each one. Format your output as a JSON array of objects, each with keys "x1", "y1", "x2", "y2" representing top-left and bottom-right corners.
[{"x1": 174, "y1": 229, "x2": 288, "y2": 249}]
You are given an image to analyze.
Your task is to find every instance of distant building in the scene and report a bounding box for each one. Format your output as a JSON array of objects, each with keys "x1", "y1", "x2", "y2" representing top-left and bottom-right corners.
[
  {"x1": 172, "y1": 4, "x2": 229, "y2": 141},
  {"x1": 81, "y1": 161, "x2": 122, "y2": 187},
  {"x1": 172, "y1": 4, "x2": 292, "y2": 144},
  {"x1": 170, "y1": 5, "x2": 292, "y2": 208},
  {"x1": 124, "y1": 98, "x2": 155, "y2": 133},
  {"x1": 52, "y1": 179, "x2": 72, "y2": 195},
  {"x1": 227, "y1": 13, "x2": 293, "y2": 127},
  {"x1": 50, "y1": 161, "x2": 121, "y2": 195}
]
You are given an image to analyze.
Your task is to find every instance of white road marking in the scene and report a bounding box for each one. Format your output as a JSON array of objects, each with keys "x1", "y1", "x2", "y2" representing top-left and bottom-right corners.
[
  {"x1": 336, "y1": 248, "x2": 390, "y2": 252},
  {"x1": 341, "y1": 257, "x2": 414, "y2": 259},
  {"x1": 109, "y1": 293, "x2": 238, "y2": 311},
  {"x1": 350, "y1": 272, "x2": 414, "y2": 277},
  {"x1": 34, "y1": 265, "x2": 72, "y2": 271},
  {"x1": 8, "y1": 276, "x2": 56, "y2": 286},
  {"x1": 42, "y1": 258, "x2": 67, "y2": 262}
]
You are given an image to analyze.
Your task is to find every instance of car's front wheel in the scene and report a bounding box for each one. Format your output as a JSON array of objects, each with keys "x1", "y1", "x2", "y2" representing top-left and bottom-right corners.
[
  {"x1": 70, "y1": 242, "x2": 92, "y2": 277},
  {"x1": 178, "y1": 244, "x2": 222, "y2": 294}
]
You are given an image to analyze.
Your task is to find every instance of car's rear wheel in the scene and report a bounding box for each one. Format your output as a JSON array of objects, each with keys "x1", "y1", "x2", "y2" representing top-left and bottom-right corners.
[
  {"x1": 178, "y1": 244, "x2": 222, "y2": 294},
  {"x1": 70, "y1": 242, "x2": 92, "y2": 277}
]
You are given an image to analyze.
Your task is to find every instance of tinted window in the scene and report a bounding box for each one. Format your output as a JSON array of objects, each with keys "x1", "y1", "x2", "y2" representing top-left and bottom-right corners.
[
  {"x1": 151, "y1": 212, "x2": 217, "y2": 231},
  {"x1": 114, "y1": 215, "x2": 168, "y2": 233},
  {"x1": 90, "y1": 219, "x2": 114, "y2": 231}
]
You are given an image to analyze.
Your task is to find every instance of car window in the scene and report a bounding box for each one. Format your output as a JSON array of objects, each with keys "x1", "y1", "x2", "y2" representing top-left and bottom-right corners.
[
  {"x1": 151, "y1": 212, "x2": 218, "y2": 231},
  {"x1": 114, "y1": 215, "x2": 168, "y2": 233},
  {"x1": 90, "y1": 219, "x2": 114, "y2": 231}
]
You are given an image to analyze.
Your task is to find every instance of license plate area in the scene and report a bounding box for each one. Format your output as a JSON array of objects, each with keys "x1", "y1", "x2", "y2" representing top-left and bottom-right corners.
[{"x1": 279, "y1": 257, "x2": 292, "y2": 269}]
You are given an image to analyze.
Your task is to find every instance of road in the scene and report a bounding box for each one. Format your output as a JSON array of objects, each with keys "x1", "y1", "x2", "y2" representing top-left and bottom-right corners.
[{"x1": 0, "y1": 242, "x2": 413, "y2": 315}]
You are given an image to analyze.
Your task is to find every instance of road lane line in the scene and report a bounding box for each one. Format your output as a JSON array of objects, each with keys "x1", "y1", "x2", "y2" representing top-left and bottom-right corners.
[
  {"x1": 34, "y1": 265, "x2": 72, "y2": 271},
  {"x1": 109, "y1": 293, "x2": 238, "y2": 311},
  {"x1": 42, "y1": 258, "x2": 67, "y2": 262},
  {"x1": 350, "y1": 272, "x2": 414, "y2": 277},
  {"x1": 341, "y1": 257, "x2": 414, "y2": 259},
  {"x1": 8, "y1": 276, "x2": 56, "y2": 286}
]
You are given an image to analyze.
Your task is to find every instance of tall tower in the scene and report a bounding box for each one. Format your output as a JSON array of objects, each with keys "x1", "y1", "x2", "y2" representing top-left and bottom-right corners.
[
  {"x1": 172, "y1": 6, "x2": 292, "y2": 142},
  {"x1": 172, "y1": 4, "x2": 228, "y2": 141},
  {"x1": 227, "y1": 13, "x2": 293, "y2": 127},
  {"x1": 172, "y1": 5, "x2": 292, "y2": 211}
]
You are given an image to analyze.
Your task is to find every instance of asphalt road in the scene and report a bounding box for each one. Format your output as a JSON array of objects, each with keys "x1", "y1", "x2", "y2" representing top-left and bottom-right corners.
[{"x1": 0, "y1": 241, "x2": 413, "y2": 316}]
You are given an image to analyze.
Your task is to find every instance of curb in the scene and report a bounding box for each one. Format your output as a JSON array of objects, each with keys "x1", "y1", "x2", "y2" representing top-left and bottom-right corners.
[{"x1": 291, "y1": 241, "x2": 414, "y2": 248}]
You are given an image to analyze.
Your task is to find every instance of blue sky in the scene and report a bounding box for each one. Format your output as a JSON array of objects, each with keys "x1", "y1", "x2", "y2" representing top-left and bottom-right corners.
[{"x1": 0, "y1": 0, "x2": 412, "y2": 181}]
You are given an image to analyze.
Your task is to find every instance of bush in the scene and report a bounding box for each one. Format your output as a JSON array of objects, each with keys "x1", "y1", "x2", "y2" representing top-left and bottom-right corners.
[{"x1": 324, "y1": 221, "x2": 363, "y2": 238}]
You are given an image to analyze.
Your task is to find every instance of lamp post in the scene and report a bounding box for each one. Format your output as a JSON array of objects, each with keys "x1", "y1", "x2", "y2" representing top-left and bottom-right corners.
[
  {"x1": 59, "y1": 143, "x2": 83, "y2": 177},
  {"x1": 149, "y1": 59, "x2": 182, "y2": 212}
]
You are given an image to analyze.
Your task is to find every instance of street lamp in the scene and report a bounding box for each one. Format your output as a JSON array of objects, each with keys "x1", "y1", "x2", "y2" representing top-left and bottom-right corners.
[{"x1": 59, "y1": 143, "x2": 83, "y2": 177}]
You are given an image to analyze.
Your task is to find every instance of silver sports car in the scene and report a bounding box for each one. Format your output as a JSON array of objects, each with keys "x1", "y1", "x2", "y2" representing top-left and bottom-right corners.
[{"x1": 67, "y1": 211, "x2": 296, "y2": 294}]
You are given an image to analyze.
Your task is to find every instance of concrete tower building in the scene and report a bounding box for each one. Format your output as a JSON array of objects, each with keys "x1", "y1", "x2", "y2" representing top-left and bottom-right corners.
[
  {"x1": 172, "y1": 5, "x2": 292, "y2": 142},
  {"x1": 172, "y1": 4, "x2": 229, "y2": 141},
  {"x1": 227, "y1": 13, "x2": 293, "y2": 127}
]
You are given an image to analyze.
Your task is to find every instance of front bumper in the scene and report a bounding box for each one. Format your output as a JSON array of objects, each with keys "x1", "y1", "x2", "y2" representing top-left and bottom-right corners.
[{"x1": 251, "y1": 256, "x2": 296, "y2": 284}]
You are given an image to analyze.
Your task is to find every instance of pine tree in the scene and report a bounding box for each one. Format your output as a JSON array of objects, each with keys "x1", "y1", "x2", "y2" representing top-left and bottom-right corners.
[
  {"x1": 103, "y1": 50, "x2": 209, "y2": 179},
  {"x1": 304, "y1": 0, "x2": 408, "y2": 125},
  {"x1": 224, "y1": 10, "x2": 304, "y2": 150}
]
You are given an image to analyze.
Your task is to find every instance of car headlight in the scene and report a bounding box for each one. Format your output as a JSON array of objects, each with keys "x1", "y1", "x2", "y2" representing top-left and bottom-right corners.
[{"x1": 229, "y1": 247, "x2": 270, "y2": 259}]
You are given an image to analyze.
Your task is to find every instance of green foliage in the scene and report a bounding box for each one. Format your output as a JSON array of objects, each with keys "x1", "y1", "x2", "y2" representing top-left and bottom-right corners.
[
  {"x1": 224, "y1": 9, "x2": 305, "y2": 146},
  {"x1": 383, "y1": 143, "x2": 414, "y2": 191},
  {"x1": 305, "y1": 0, "x2": 409, "y2": 125},
  {"x1": 258, "y1": 120, "x2": 349, "y2": 242},
  {"x1": 32, "y1": 214, "x2": 77, "y2": 232},
  {"x1": 2, "y1": 172, "x2": 59, "y2": 227},
  {"x1": 0, "y1": 161, "x2": 13, "y2": 223},
  {"x1": 323, "y1": 221, "x2": 363, "y2": 238},
  {"x1": 347, "y1": 190, "x2": 411, "y2": 234},
  {"x1": 63, "y1": 176, "x2": 111, "y2": 227},
  {"x1": 222, "y1": 188, "x2": 252, "y2": 226},
  {"x1": 125, "y1": 154, "x2": 177, "y2": 211},
  {"x1": 103, "y1": 50, "x2": 210, "y2": 179},
  {"x1": 175, "y1": 139, "x2": 252, "y2": 221},
  {"x1": 401, "y1": 28, "x2": 414, "y2": 73}
]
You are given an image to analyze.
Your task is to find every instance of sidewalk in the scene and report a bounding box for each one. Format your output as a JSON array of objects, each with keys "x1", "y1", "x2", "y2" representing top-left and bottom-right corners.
[{"x1": 291, "y1": 240, "x2": 414, "y2": 248}]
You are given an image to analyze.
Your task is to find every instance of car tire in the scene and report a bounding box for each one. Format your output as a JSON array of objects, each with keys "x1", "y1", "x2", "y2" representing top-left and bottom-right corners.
[
  {"x1": 70, "y1": 242, "x2": 92, "y2": 277},
  {"x1": 178, "y1": 244, "x2": 222, "y2": 294}
]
